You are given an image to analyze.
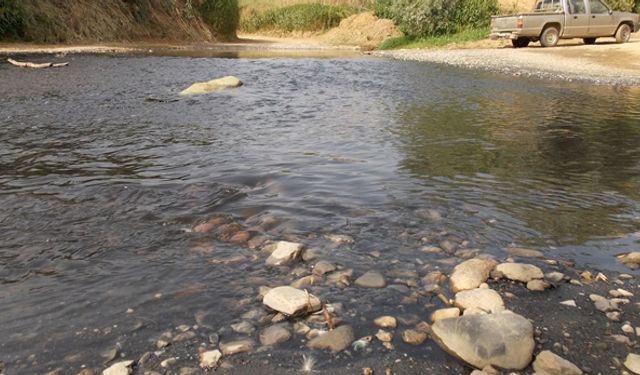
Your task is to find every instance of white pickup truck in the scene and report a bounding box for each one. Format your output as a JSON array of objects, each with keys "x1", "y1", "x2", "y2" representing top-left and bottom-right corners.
[{"x1": 490, "y1": 0, "x2": 640, "y2": 47}]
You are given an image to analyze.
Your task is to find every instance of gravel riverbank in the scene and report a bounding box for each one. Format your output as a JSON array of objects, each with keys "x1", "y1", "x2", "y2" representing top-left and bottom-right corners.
[{"x1": 375, "y1": 38, "x2": 640, "y2": 86}]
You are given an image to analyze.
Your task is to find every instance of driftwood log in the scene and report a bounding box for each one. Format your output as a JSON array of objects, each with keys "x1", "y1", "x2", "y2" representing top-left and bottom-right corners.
[{"x1": 7, "y1": 58, "x2": 69, "y2": 69}]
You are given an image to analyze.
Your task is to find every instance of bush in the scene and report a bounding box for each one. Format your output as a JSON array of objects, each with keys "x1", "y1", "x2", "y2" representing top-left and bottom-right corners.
[
  {"x1": 199, "y1": 0, "x2": 240, "y2": 36},
  {"x1": 241, "y1": 3, "x2": 355, "y2": 33},
  {"x1": 373, "y1": 0, "x2": 498, "y2": 37},
  {"x1": 0, "y1": 0, "x2": 24, "y2": 39}
]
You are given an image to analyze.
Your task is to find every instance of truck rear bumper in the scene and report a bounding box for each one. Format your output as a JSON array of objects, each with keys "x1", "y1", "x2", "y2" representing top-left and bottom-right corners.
[{"x1": 489, "y1": 32, "x2": 519, "y2": 40}]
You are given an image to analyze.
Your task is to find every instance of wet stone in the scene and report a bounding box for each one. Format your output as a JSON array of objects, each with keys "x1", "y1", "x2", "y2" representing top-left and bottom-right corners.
[
  {"x1": 220, "y1": 339, "x2": 254, "y2": 356},
  {"x1": 374, "y1": 316, "x2": 397, "y2": 329},
  {"x1": 355, "y1": 271, "x2": 386, "y2": 288},
  {"x1": 450, "y1": 258, "x2": 497, "y2": 292},
  {"x1": 265, "y1": 241, "x2": 303, "y2": 266},
  {"x1": 199, "y1": 350, "x2": 221, "y2": 370},
  {"x1": 262, "y1": 286, "x2": 322, "y2": 316},
  {"x1": 173, "y1": 331, "x2": 196, "y2": 342},
  {"x1": 624, "y1": 353, "x2": 640, "y2": 374},
  {"x1": 454, "y1": 288, "x2": 505, "y2": 313},
  {"x1": 307, "y1": 325, "x2": 354, "y2": 352},
  {"x1": 495, "y1": 263, "x2": 544, "y2": 283},
  {"x1": 533, "y1": 350, "x2": 583, "y2": 375},
  {"x1": 231, "y1": 320, "x2": 255, "y2": 334},
  {"x1": 260, "y1": 324, "x2": 292, "y2": 346},
  {"x1": 527, "y1": 279, "x2": 550, "y2": 291},
  {"x1": 376, "y1": 329, "x2": 393, "y2": 342},
  {"x1": 103, "y1": 361, "x2": 134, "y2": 375},
  {"x1": 402, "y1": 329, "x2": 428, "y2": 345},
  {"x1": 313, "y1": 260, "x2": 336, "y2": 275}
]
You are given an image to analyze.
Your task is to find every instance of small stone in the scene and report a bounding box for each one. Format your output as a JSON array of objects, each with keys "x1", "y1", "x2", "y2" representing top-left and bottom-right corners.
[
  {"x1": 156, "y1": 340, "x2": 170, "y2": 349},
  {"x1": 313, "y1": 261, "x2": 336, "y2": 275},
  {"x1": 363, "y1": 368, "x2": 374, "y2": 375},
  {"x1": 199, "y1": 350, "x2": 222, "y2": 370},
  {"x1": 527, "y1": 279, "x2": 550, "y2": 291},
  {"x1": 179, "y1": 368, "x2": 198, "y2": 375},
  {"x1": 533, "y1": 350, "x2": 582, "y2": 375},
  {"x1": 560, "y1": 300, "x2": 577, "y2": 307},
  {"x1": 355, "y1": 271, "x2": 386, "y2": 288},
  {"x1": 450, "y1": 258, "x2": 497, "y2": 292},
  {"x1": 103, "y1": 361, "x2": 134, "y2": 375},
  {"x1": 622, "y1": 324, "x2": 635, "y2": 334},
  {"x1": 307, "y1": 325, "x2": 354, "y2": 352},
  {"x1": 505, "y1": 247, "x2": 544, "y2": 258},
  {"x1": 231, "y1": 321, "x2": 255, "y2": 334},
  {"x1": 220, "y1": 339, "x2": 254, "y2": 355},
  {"x1": 173, "y1": 331, "x2": 196, "y2": 342},
  {"x1": 229, "y1": 230, "x2": 250, "y2": 244},
  {"x1": 374, "y1": 316, "x2": 397, "y2": 328},
  {"x1": 294, "y1": 321, "x2": 311, "y2": 335},
  {"x1": 431, "y1": 307, "x2": 461, "y2": 322},
  {"x1": 325, "y1": 234, "x2": 354, "y2": 244},
  {"x1": 607, "y1": 311, "x2": 622, "y2": 321},
  {"x1": 624, "y1": 353, "x2": 640, "y2": 374},
  {"x1": 546, "y1": 272, "x2": 565, "y2": 283},
  {"x1": 496, "y1": 263, "x2": 544, "y2": 283},
  {"x1": 180, "y1": 76, "x2": 243, "y2": 96},
  {"x1": 161, "y1": 357, "x2": 177, "y2": 368},
  {"x1": 260, "y1": 325, "x2": 291, "y2": 346},
  {"x1": 375, "y1": 329, "x2": 393, "y2": 342},
  {"x1": 266, "y1": 241, "x2": 303, "y2": 266},
  {"x1": 262, "y1": 286, "x2": 322, "y2": 316},
  {"x1": 402, "y1": 329, "x2": 427, "y2": 345},
  {"x1": 594, "y1": 299, "x2": 618, "y2": 312},
  {"x1": 454, "y1": 288, "x2": 504, "y2": 313},
  {"x1": 617, "y1": 288, "x2": 634, "y2": 297},
  {"x1": 422, "y1": 246, "x2": 443, "y2": 254},
  {"x1": 611, "y1": 334, "x2": 633, "y2": 345},
  {"x1": 618, "y1": 252, "x2": 640, "y2": 268},
  {"x1": 193, "y1": 217, "x2": 228, "y2": 233}
]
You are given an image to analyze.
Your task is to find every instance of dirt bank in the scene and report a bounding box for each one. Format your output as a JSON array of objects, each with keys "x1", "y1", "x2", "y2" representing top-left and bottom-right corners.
[{"x1": 376, "y1": 36, "x2": 640, "y2": 85}]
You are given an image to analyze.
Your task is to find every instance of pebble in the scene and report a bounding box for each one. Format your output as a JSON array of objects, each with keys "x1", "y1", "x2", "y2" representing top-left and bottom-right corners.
[
  {"x1": 173, "y1": 331, "x2": 196, "y2": 342},
  {"x1": 262, "y1": 286, "x2": 322, "y2": 316},
  {"x1": 611, "y1": 334, "x2": 633, "y2": 345},
  {"x1": 374, "y1": 316, "x2": 397, "y2": 328},
  {"x1": 231, "y1": 321, "x2": 255, "y2": 334},
  {"x1": 307, "y1": 325, "x2": 354, "y2": 352},
  {"x1": 454, "y1": 288, "x2": 505, "y2": 313},
  {"x1": 624, "y1": 353, "x2": 640, "y2": 374},
  {"x1": 495, "y1": 262, "x2": 544, "y2": 283},
  {"x1": 156, "y1": 340, "x2": 170, "y2": 349},
  {"x1": 220, "y1": 339, "x2": 254, "y2": 355},
  {"x1": 401, "y1": 329, "x2": 427, "y2": 345},
  {"x1": 607, "y1": 311, "x2": 622, "y2": 321},
  {"x1": 560, "y1": 300, "x2": 577, "y2": 307},
  {"x1": 103, "y1": 361, "x2": 134, "y2": 375},
  {"x1": 265, "y1": 241, "x2": 303, "y2": 266},
  {"x1": 325, "y1": 234, "x2": 354, "y2": 244},
  {"x1": 546, "y1": 272, "x2": 565, "y2": 283},
  {"x1": 259, "y1": 324, "x2": 291, "y2": 346},
  {"x1": 449, "y1": 258, "x2": 497, "y2": 292},
  {"x1": 532, "y1": 350, "x2": 583, "y2": 375},
  {"x1": 160, "y1": 357, "x2": 177, "y2": 368},
  {"x1": 375, "y1": 329, "x2": 393, "y2": 342},
  {"x1": 199, "y1": 350, "x2": 221, "y2": 370},
  {"x1": 431, "y1": 307, "x2": 461, "y2": 322},
  {"x1": 623, "y1": 324, "x2": 635, "y2": 334},
  {"x1": 313, "y1": 261, "x2": 336, "y2": 275},
  {"x1": 355, "y1": 271, "x2": 387, "y2": 288},
  {"x1": 527, "y1": 279, "x2": 550, "y2": 291}
]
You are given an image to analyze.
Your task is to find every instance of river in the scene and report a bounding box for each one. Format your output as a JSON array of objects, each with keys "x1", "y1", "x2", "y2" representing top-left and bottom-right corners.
[{"x1": 1, "y1": 53, "x2": 640, "y2": 374}]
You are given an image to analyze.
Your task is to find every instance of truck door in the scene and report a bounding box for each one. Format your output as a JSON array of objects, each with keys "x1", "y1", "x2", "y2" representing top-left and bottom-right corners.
[
  {"x1": 587, "y1": 0, "x2": 616, "y2": 36},
  {"x1": 563, "y1": 0, "x2": 589, "y2": 37}
]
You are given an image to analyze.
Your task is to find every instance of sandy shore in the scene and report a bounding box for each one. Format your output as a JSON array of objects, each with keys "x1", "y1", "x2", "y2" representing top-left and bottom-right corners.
[{"x1": 375, "y1": 36, "x2": 640, "y2": 85}]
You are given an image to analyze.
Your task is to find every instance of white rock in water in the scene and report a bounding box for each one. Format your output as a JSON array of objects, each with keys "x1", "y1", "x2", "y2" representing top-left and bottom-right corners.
[
  {"x1": 450, "y1": 258, "x2": 497, "y2": 292},
  {"x1": 219, "y1": 339, "x2": 254, "y2": 356},
  {"x1": 431, "y1": 311, "x2": 535, "y2": 370},
  {"x1": 179, "y1": 76, "x2": 242, "y2": 96},
  {"x1": 262, "y1": 286, "x2": 321, "y2": 316},
  {"x1": 199, "y1": 350, "x2": 222, "y2": 370},
  {"x1": 496, "y1": 263, "x2": 544, "y2": 283},
  {"x1": 533, "y1": 350, "x2": 583, "y2": 375},
  {"x1": 454, "y1": 288, "x2": 505, "y2": 313},
  {"x1": 103, "y1": 361, "x2": 134, "y2": 375},
  {"x1": 625, "y1": 353, "x2": 640, "y2": 374},
  {"x1": 266, "y1": 241, "x2": 303, "y2": 266}
]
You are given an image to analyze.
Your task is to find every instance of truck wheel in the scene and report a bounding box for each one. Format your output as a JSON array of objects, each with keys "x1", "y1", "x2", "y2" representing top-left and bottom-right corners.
[
  {"x1": 583, "y1": 38, "x2": 597, "y2": 45},
  {"x1": 615, "y1": 24, "x2": 631, "y2": 44},
  {"x1": 512, "y1": 38, "x2": 530, "y2": 48},
  {"x1": 540, "y1": 26, "x2": 560, "y2": 47}
]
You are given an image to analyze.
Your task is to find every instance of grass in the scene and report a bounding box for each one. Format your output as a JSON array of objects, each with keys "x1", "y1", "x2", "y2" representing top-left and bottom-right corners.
[
  {"x1": 240, "y1": 2, "x2": 358, "y2": 33},
  {"x1": 379, "y1": 27, "x2": 489, "y2": 49}
]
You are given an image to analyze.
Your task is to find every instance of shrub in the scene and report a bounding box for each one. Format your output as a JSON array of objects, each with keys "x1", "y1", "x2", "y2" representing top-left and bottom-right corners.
[
  {"x1": 199, "y1": 0, "x2": 240, "y2": 36},
  {"x1": 0, "y1": 0, "x2": 24, "y2": 39},
  {"x1": 371, "y1": 0, "x2": 395, "y2": 19},
  {"x1": 241, "y1": 3, "x2": 355, "y2": 32},
  {"x1": 454, "y1": 0, "x2": 498, "y2": 29}
]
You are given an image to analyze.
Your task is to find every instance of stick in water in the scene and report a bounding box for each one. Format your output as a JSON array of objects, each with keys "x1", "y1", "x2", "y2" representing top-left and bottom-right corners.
[{"x1": 7, "y1": 58, "x2": 69, "y2": 69}]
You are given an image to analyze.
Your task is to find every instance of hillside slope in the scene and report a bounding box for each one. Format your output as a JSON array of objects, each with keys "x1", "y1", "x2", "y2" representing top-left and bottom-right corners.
[{"x1": 0, "y1": 0, "x2": 238, "y2": 43}]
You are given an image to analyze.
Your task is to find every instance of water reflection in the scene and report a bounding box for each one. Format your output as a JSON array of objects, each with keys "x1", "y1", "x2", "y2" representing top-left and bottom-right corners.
[{"x1": 395, "y1": 83, "x2": 640, "y2": 243}]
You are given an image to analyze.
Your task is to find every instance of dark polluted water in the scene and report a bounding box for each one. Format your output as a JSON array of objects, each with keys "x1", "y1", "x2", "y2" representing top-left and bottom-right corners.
[{"x1": 1, "y1": 53, "x2": 640, "y2": 374}]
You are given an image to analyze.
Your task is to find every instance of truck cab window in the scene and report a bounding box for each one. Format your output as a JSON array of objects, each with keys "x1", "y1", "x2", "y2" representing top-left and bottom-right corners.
[
  {"x1": 589, "y1": 0, "x2": 609, "y2": 13},
  {"x1": 570, "y1": 0, "x2": 587, "y2": 13}
]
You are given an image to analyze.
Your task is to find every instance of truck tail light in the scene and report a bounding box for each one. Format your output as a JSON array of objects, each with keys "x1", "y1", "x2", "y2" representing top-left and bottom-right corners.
[{"x1": 516, "y1": 17, "x2": 524, "y2": 29}]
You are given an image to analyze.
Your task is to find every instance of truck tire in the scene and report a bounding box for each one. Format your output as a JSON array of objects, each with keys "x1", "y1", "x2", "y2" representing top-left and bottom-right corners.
[
  {"x1": 615, "y1": 24, "x2": 631, "y2": 44},
  {"x1": 583, "y1": 37, "x2": 597, "y2": 45},
  {"x1": 540, "y1": 26, "x2": 560, "y2": 47},
  {"x1": 512, "y1": 38, "x2": 530, "y2": 48}
]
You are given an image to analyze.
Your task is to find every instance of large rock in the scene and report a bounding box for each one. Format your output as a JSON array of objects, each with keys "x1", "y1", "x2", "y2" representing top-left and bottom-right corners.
[
  {"x1": 103, "y1": 361, "x2": 134, "y2": 375},
  {"x1": 307, "y1": 326, "x2": 354, "y2": 352},
  {"x1": 179, "y1": 76, "x2": 242, "y2": 96},
  {"x1": 431, "y1": 311, "x2": 534, "y2": 370},
  {"x1": 262, "y1": 286, "x2": 322, "y2": 316},
  {"x1": 266, "y1": 241, "x2": 303, "y2": 266},
  {"x1": 450, "y1": 258, "x2": 497, "y2": 292},
  {"x1": 354, "y1": 270, "x2": 386, "y2": 288},
  {"x1": 496, "y1": 263, "x2": 543, "y2": 283},
  {"x1": 454, "y1": 288, "x2": 505, "y2": 313},
  {"x1": 533, "y1": 350, "x2": 582, "y2": 375}
]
